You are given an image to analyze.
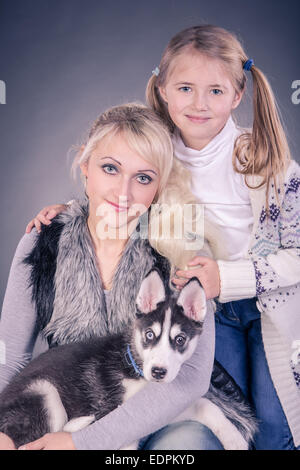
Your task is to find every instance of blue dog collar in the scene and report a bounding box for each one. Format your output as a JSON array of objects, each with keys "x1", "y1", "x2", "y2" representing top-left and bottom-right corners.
[{"x1": 125, "y1": 345, "x2": 144, "y2": 377}]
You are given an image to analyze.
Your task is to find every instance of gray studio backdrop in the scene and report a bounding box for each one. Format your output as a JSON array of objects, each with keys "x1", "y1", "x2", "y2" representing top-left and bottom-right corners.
[{"x1": 0, "y1": 0, "x2": 299, "y2": 305}]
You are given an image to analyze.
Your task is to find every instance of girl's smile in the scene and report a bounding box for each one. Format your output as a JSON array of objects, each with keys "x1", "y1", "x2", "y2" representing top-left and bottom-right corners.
[{"x1": 185, "y1": 115, "x2": 211, "y2": 124}]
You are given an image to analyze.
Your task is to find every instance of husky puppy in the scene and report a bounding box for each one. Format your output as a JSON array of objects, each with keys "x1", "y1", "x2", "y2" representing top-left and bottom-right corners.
[{"x1": 0, "y1": 269, "x2": 257, "y2": 450}]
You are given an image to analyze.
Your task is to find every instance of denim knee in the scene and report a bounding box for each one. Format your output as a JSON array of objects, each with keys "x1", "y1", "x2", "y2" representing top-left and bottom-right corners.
[{"x1": 141, "y1": 420, "x2": 224, "y2": 450}]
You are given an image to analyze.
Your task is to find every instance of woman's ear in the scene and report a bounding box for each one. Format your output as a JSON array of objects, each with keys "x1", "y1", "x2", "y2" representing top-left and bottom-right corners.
[
  {"x1": 80, "y1": 159, "x2": 88, "y2": 178},
  {"x1": 79, "y1": 145, "x2": 88, "y2": 177},
  {"x1": 231, "y1": 89, "x2": 244, "y2": 110}
]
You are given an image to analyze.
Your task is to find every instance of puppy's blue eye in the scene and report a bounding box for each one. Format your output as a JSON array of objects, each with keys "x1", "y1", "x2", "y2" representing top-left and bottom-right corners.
[
  {"x1": 175, "y1": 335, "x2": 186, "y2": 347},
  {"x1": 145, "y1": 330, "x2": 155, "y2": 341}
]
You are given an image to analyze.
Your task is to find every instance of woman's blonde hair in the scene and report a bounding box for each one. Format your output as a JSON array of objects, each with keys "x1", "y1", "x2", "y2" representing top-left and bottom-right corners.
[
  {"x1": 72, "y1": 102, "x2": 201, "y2": 275},
  {"x1": 146, "y1": 25, "x2": 291, "y2": 207}
]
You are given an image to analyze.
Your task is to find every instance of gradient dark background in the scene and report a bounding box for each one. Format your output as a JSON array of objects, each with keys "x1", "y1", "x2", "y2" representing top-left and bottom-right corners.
[{"x1": 0, "y1": 0, "x2": 299, "y2": 305}]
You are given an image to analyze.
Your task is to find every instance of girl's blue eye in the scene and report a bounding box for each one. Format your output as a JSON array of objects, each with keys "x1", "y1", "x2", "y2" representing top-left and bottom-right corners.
[
  {"x1": 179, "y1": 86, "x2": 192, "y2": 93},
  {"x1": 137, "y1": 174, "x2": 152, "y2": 185},
  {"x1": 102, "y1": 164, "x2": 117, "y2": 174},
  {"x1": 211, "y1": 89, "x2": 223, "y2": 95}
]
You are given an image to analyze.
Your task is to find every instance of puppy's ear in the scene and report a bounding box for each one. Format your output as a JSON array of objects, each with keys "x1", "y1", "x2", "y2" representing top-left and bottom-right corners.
[
  {"x1": 136, "y1": 269, "x2": 166, "y2": 314},
  {"x1": 176, "y1": 277, "x2": 207, "y2": 323}
]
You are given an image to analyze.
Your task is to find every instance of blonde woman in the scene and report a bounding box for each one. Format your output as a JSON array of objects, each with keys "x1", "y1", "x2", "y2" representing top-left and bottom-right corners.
[{"x1": 0, "y1": 103, "x2": 218, "y2": 450}]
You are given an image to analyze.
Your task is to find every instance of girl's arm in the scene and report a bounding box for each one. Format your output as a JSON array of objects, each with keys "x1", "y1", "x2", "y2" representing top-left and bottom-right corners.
[
  {"x1": 0, "y1": 232, "x2": 41, "y2": 392},
  {"x1": 217, "y1": 166, "x2": 300, "y2": 302},
  {"x1": 71, "y1": 303, "x2": 215, "y2": 450},
  {"x1": 172, "y1": 164, "x2": 300, "y2": 303}
]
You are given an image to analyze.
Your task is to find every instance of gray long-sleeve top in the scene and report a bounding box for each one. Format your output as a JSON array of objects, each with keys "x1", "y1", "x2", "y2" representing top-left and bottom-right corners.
[{"x1": 0, "y1": 230, "x2": 215, "y2": 450}]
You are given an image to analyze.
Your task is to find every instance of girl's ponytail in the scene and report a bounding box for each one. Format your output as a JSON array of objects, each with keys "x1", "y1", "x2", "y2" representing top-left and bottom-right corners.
[{"x1": 234, "y1": 64, "x2": 291, "y2": 202}]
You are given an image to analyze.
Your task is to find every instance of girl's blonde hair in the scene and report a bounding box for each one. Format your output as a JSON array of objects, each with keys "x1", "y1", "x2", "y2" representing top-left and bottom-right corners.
[
  {"x1": 72, "y1": 102, "x2": 200, "y2": 275},
  {"x1": 146, "y1": 25, "x2": 291, "y2": 204}
]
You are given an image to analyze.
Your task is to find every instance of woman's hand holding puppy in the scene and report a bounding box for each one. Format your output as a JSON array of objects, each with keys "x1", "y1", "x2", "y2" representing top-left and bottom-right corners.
[{"x1": 18, "y1": 432, "x2": 76, "y2": 450}]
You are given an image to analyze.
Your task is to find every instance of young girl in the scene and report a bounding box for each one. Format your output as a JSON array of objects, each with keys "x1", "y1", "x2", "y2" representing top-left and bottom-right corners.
[
  {"x1": 0, "y1": 103, "x2": 219, "y2": 450},
  {"x1": 31, "y1": 25, "x2": 300, "y2": 450}
]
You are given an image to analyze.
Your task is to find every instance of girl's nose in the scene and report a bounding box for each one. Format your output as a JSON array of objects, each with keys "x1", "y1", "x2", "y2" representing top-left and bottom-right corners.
[{"x1": 193, "y1": 91, "x2": 208, "y2": 111}]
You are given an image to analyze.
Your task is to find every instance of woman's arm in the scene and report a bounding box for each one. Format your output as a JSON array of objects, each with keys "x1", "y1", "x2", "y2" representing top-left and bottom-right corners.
[
  {"x1": 71, "y1": 303, "x2": 215, "y2": 450},
  {"x1": 0, "y1": 231, "x2": 41, "y2": 392}
]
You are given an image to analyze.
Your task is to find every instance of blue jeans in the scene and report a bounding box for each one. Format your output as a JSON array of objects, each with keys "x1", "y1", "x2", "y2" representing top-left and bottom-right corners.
[
  {"x1": 215, "y1": 297, "x2": 295, "y2": 450},
  {"x1": 139, "y1": 421, "x2": 224, "y2": 450}
]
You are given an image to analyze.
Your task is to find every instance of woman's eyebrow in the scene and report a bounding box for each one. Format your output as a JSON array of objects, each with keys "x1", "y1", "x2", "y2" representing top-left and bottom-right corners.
[
  {"x1": 137, "y1": 168, "x2": 158, "y2": 175},
  {"x1": 100, "y1": 156, "x2": 122, "y2": 165},
  {"x1": 100, "y1": 156, "x2": 158, "y2": 175}
]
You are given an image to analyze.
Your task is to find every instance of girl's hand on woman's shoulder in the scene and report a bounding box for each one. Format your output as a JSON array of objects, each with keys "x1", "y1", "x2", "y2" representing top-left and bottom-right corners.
[
  {"x1": 172, "y1": 256, "x2": 221, "y2": 300},
  {"x1": 25, "y1": 204, "x2": 68, "y2": 234}
]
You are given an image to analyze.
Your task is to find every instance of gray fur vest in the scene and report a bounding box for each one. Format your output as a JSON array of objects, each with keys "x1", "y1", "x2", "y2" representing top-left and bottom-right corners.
[{"x1": 24, "y1": 200, "x2": 170, "y2": 346}]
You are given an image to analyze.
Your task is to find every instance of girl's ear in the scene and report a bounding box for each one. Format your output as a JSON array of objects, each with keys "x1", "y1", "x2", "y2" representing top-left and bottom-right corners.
[
  {"x1": 231, "y1": 89, "x2": 244, "y2": 110},
  {"x1": 158, "y1": 86, "x2": 168, "y2": 104}
]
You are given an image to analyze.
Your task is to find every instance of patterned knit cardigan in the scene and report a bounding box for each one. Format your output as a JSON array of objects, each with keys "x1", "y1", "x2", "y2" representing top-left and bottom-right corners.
[{"x1": 217, "y1": 160, "x2": 300, "y2": 446}]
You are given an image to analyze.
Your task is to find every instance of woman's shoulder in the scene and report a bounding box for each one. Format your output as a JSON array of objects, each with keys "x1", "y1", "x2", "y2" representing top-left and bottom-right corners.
[{"x1": 14, "y1": 229, "x2": 39, "y2": 263}]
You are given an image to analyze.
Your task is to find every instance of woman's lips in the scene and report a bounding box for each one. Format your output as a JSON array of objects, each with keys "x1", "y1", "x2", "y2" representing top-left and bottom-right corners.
[
  {"x1": 186, "y1": 115, "x2": 210, "y2": 123},
  {"x1": 106, "y1": 200, "x2": 129, "y2": 212}
]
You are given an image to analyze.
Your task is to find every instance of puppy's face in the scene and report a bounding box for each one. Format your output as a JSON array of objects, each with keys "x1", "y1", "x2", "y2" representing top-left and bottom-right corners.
[{"x1": 134, "y1": 300, "x2": 203, "y2": 383}]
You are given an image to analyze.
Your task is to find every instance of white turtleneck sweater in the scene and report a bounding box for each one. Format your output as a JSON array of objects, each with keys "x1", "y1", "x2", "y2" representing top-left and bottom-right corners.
[{"x1": 172, "y1": 116, "x2": 254, "y2": 262}]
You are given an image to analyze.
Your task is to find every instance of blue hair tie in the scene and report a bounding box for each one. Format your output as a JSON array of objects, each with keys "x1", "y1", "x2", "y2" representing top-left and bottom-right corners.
[
  {"x1": 243, "y1": 59, "x2": 254, "y2": 71},
  {"x1": 152, "y1": 66, "x2": 160, "y2": 77}
]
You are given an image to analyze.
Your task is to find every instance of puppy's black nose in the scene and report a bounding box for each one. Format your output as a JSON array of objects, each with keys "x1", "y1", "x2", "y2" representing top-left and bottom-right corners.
[{"x1": 151, "y1": 367, "x2": 167, "y2": 380}]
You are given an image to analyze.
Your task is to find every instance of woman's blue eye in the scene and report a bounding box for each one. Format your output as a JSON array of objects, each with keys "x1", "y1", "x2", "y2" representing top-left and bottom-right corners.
[
  {"x1": 102, "y1": 164, "x2": 117, "y2": 174},
  {"x1": 179, "y1": 86, "x2": 192, "y2": 93},
  {"x1": 137, "y1": 174, "x2": 152, "y2": 185},
  {"x1": 211, "y1": 89, "x2": 223, "y2": 95}
]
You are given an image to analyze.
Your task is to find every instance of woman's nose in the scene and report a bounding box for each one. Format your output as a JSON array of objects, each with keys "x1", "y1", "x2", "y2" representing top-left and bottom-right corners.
[{"x1": 116, "y1": 178, "x2": 132, "y2": 204}]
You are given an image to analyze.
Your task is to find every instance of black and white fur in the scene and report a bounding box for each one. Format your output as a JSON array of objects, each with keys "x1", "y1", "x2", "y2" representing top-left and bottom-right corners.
[{"x1": 0, "y1": 270, "x2": 257, "y2": 450}]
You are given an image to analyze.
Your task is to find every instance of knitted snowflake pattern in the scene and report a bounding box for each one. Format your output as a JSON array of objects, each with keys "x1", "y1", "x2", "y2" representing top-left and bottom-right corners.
[{"x1": 251, "y1": 174, "x2": 300, "y2": 310}]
